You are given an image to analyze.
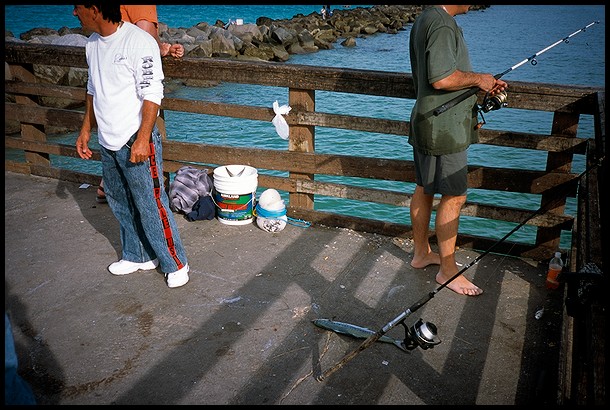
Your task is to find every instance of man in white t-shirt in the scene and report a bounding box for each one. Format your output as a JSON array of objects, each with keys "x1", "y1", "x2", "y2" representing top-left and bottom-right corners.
[{"x1": 73, "y1": 4, "x2": 190, "y2": 288}]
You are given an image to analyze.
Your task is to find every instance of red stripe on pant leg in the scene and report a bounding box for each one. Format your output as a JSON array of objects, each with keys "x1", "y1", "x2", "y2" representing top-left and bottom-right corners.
[{"x1": 149, "y1": 141, "x2": 184, "y2": 270}]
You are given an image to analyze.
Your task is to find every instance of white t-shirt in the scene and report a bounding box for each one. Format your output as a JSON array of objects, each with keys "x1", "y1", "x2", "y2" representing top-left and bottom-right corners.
[{"x1": 85, "y1": 21, "x2": 164, "y2": 151}]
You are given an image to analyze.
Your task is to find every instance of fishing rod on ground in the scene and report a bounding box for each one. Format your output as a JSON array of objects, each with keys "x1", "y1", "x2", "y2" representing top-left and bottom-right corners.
[
  {"x1": 432, "y1": 21, "x2": 600, "y2": 126},
  {"x1": 314, "y1": 155, "x2": 605, "y2": 382}
]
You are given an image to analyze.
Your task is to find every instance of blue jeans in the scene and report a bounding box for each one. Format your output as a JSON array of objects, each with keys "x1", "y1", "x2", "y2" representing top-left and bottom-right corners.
[{"x1": 100, "y1": 126, "x2": 188, "y2": 274}]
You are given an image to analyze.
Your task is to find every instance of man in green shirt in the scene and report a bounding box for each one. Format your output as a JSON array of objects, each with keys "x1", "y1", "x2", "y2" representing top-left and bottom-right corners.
[{"x1": 408, "y1": 5, "x2": 508, "y2": 296}]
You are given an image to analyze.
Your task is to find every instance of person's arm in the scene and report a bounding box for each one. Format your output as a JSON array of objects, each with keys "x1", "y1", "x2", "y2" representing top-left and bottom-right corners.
[
  {"x1": 129, "y1": 26, "x2": 165, "y2": 164},
  {"x1": 76, "y1": 93, "x2": 96, "y2": 160},
  {"x1": 134, "y1": 19, "x2": 184, "y2": 58},
  {"x1": 129, "y1": 100, "x2": 160, "y2": 164},
  {"x1": 432, "y1": 70, "x2": 507, "y2": 94},
  {"x1": 166, "y1": 43, "x2": 185, "y2": 58}
]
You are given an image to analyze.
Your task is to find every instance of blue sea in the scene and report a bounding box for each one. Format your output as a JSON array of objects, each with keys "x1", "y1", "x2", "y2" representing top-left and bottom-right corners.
[{"x1": 4, "y1": 5, "x2": 606, "y2": 249}]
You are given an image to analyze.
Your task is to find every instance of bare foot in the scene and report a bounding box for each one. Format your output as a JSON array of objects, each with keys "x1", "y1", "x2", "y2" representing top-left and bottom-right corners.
[
  {"x1": 436, "y1": 272, "x2": 483, "y2": 296},
  {"x1": 410, "y1": 252, "x2": 441, "y2": 269}
]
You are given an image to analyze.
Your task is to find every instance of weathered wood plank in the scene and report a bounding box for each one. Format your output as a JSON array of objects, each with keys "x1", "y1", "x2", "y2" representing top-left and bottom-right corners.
[
  {"x1": 4, "y1": 43, "x2": 87, "y2": 68},
  {"x1": 5, "y1": 43, "x2": 602, "y2": 114},
  {"x1": 5, "y1": 95, "x2": 591, "y2": 155},
  {"x1": 5, "y1": 80, "x2": 86, "y2": 101},
  {"x1": 162, "y1": 140, "x2": 579, "y2": 194},
  {"x1": 5, "y1": 103, "x2": 84, "y2": 129}
]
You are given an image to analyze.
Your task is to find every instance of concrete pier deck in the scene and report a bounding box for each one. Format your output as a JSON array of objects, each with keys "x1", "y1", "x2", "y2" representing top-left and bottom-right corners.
[{"x1": 4, "y1": 171, "x2": 564, "y2": 405}]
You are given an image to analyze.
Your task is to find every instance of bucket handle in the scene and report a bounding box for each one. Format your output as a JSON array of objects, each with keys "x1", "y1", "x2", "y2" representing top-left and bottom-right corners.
[{"x1": 210, "y1": 193, "x2": 254, "y2": 211}]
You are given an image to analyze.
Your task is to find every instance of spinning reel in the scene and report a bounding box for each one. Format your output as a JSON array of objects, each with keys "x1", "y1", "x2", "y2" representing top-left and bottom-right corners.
[
  {"x1": 475, "y1": 90, "x2": 508, "y2": 129},
  {"x1": 400, "y1": 318, "x2": 441, "y2": 350},
  {"x1": 481, "y1": 90, "x2": 508, "y2": 113}
]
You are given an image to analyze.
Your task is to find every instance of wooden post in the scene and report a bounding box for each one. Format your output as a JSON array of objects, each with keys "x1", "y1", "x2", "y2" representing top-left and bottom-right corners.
[
  {"x1": 535, "y1": 111, "x2": 579, "y2": 254},
  {"x1": 288, "y1": 88, "x2": 315, "y2": 209},
  {"x1": 10, "y1": 64, "x2": 50, "y2": 172}
]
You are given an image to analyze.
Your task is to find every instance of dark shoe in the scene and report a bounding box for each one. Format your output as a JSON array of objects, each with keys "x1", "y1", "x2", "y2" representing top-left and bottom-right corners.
[{"x1": 96, "y1": 185, "x2": 107, "y2": 203}]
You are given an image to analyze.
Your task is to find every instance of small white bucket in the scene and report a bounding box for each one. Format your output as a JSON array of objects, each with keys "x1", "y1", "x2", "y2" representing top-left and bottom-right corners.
[
  {"x1": 213, "y1": 165, "x2": 258, "y2": 225},
  {"x1": 255, "y1": 188, "x2": 287, "y2": 232},
  {"x1": 235, "y1": 18, "x2": 244, "y2": 25}
]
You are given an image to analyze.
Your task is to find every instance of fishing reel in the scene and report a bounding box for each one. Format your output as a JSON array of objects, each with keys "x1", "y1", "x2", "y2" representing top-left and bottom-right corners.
[
  {"x1": 475, "y1": 90, "x2": 508, "y2": 129},
  {"x1": 481, "y1": 90, "x2": 508, "y2": 113},
  {"x1": 401, "y1": 318, "x2": 441, "y2": 350}
]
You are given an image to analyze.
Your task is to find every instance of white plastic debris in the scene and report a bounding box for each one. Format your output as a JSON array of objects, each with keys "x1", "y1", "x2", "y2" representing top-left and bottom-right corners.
[{"x1": 272, "y1": 100, "x2": 291, "y2": 140}]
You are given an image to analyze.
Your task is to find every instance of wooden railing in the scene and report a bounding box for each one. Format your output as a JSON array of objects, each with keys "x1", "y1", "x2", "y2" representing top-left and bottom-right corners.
[{"x1": 4, "y1": 42, "x2": 604, "y2": 261}]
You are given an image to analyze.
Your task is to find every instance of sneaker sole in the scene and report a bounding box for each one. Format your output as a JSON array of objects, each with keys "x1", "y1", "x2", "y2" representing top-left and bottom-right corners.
[
  {"x1": 109, "y1": 260, "x2": 159, "y2": 275},
  {"x1": 167, "y1": 275, "x2": 189, "y2": 288}
]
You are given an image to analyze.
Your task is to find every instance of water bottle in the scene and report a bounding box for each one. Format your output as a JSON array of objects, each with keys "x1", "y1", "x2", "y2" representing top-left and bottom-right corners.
[{"x1": 545, "y1": 251, "x2": 564, "y2": 290}]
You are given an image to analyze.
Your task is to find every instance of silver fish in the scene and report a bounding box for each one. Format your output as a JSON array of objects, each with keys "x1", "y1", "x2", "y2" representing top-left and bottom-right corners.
[
  {"x1": 226, "y1": 166, "x2": 245, "y2": 177},
  {"x1": 312, "y1": 318, "x2": 407, "y2": 352}
]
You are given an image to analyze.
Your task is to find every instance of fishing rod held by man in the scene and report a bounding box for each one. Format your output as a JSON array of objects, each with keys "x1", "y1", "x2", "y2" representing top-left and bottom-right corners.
[{"x1": 432, "y1": 20, "x2": 600, "y2": 117}]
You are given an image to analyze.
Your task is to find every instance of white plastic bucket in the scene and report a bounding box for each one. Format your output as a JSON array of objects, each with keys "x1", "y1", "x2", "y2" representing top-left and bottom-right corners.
[
  {"x1": 213, "y1": 165, "x2": 258, "y2": 225},
  {"x1": 235, "y1": 18, "x2": 244, "y2": 25}
]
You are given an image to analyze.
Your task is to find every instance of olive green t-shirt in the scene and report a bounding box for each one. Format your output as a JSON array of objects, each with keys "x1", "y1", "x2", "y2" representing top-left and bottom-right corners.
[{"x1": 409, "y1": 7, "x2": 479, "y2": 155}]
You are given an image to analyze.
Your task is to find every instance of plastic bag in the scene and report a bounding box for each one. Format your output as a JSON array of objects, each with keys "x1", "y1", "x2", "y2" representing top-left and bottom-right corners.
[{"x1": 272, "y1": 100, "x2": 291, "y2": 140}]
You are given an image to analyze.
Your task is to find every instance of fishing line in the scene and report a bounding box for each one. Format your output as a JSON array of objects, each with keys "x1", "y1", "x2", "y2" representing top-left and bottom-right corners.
[
  {"x1": 479, "y1": 239, "x2": 518, "y2": 289},
  {"x1": 433, "y1": 21, "x2": 600, "y2": 117},
  {"x1": 315, "y1": 155, "x2": 604, "y2": 381}
]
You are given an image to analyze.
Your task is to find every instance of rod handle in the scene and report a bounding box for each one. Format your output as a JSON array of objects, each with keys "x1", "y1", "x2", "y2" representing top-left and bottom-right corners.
[
  {"x1": 432, "y1": 72, "x2": 505, "y2": 117},
  {"x1": 316, "y1": 332, "x2": 381, "y2": 381},
  {"x1": 432, "y1": 87, "x2": 479, "y2": 116}
]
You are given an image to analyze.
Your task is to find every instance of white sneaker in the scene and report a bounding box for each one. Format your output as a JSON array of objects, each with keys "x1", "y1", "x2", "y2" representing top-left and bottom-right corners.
[
  {"x1": 166, "y1": 264, "x2": 189, "y2": 288},
  {"x1": 108, "y1": 259, "x2": 159, "y2": 275}
]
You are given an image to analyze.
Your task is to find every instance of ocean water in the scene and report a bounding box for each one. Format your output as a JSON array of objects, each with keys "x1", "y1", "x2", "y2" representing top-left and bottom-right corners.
[
  {"x1": 4, "y1": 5, "x2": 605, "y2": 248},
  {"x1": 4, "y1": 5, "x2": 340, "y2": 36}
]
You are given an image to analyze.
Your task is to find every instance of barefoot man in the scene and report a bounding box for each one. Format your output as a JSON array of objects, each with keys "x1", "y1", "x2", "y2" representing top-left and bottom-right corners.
[{"x1": 408, "y1": 5, "x2": 507, "y2": 296}]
